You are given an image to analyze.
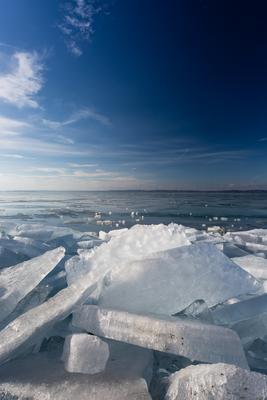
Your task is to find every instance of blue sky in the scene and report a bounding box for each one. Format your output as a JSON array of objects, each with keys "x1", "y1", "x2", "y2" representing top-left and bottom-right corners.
[{"x1": 0, "y1": 0, "x2": 266, "y2": 190}]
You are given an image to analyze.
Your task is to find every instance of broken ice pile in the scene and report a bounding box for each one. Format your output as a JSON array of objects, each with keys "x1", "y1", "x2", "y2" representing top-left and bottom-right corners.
[{"x1": 1, "y1": 222, "x2": 267, "y2": 398}]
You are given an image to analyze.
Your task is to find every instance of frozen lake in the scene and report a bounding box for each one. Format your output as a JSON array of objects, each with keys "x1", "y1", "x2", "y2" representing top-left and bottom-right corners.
[{"x1": 0, "y1": 190, "x2": 267, "y2": 233}]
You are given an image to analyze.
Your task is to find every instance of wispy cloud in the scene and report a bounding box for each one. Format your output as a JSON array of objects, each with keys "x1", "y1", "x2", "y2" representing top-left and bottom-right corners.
[
  {"x1": 42, "y1": 107, "x2": 111, "y2": 129},
  {"x1": 259, "y1": 137, "x2": 267, "y2": 142},
  {"x1": 0, "y1": 51, "x2": 44, "y2": 108},
  {"x1": 53, "y1": 134, "x2": 75, "y2": 145},
  {"x1": 0, "y1": 153, "x2": 26, "y2": 159},
  {"x1": 0, "y1": 116, "x2": 30, "y2": 136},
  {"x1": 68, "y1": 162, "x2": 98, "y2": 167},
  {"x1": 59, "y1": 0, "x2": 104, "y2": 56},
  {"x1": 0, "y1": 135, "x2": 85, "y2": 157},
  {"x1": 0, "y1": 172, "x2": 148, "y2": 191},
  {"x1": 34, "y1": 167, "x2": 68, "y2": 174}
]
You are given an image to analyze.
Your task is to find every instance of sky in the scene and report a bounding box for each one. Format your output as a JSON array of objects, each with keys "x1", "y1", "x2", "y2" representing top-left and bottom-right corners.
[{"x1": 0, "y1": 0, "x2": 266, "y2": 190}]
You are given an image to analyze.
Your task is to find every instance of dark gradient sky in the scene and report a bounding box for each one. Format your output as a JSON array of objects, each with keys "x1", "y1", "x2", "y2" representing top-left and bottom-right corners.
[{"x1": 0, "y1": 0, "x2": 266, "y2": 190}]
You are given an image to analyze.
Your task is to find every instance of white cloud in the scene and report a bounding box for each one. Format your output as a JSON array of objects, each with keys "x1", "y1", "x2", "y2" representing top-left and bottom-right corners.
[
  {"x1": 59, "y1": 0, "x2": 103, "y2": 56},
  {"x1": 0, "y1": 51, "x2": 44, "y2": 108},
  {"x1": 0, "y1": 116, "x2": 30, "y2": 135}
]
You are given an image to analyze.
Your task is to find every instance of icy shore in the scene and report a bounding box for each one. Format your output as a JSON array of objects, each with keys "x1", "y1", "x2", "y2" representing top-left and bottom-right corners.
[{"x1": 1, "y1": 222, "x2": 267, "y2": 399}]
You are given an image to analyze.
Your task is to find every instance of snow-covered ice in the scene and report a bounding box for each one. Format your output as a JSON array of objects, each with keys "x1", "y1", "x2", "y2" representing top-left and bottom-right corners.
[
  {"x1": 65, "y1": 223, "x2": 190, "y2": 286},
  {"x1": 165, "y1": 363, "x2": 267, "y2": 400}
]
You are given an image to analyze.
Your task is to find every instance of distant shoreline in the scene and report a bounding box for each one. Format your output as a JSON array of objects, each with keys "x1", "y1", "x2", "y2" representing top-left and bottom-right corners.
[{"x1": 0, "y1": 190, "x2": 267, "y2": 193}]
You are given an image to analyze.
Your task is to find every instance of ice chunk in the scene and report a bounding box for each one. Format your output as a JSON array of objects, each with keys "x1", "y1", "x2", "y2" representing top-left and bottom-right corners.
[
  {"x1": 212, "y1": 294, "x2": 267, "y2": 345},
  {"x1": 66, "y1": 223, "x2": 190, "y2": 286},
  {"x1": 233, "y1": 255, "x2": 267, "y2": 280},
  {"x1": 174, "y1": 299, "x2": 214, "y2": 323},
  {"x1": 63, "y1": 334, "x2": 109, "y2": 374},
  {"x1": 0, "y1": 247, "x2": 65, "y2": 323},
  {"x1": 0, "y1": 279, "x2": 96, "y2": 365},
  {"x1": 65, "y1": 255, "x2": 94, "y2": 286},
  {"x1": 243, "y1": 242, "x2": 267, "y2": 255},
  {"x1": 0, "y1": 352, "x2": 152, "y2": 400},
  {"x1": 207, "y1": 226, "x2": 225, "y2": 235},
  {"x1": 213, "y1": 294, "x2": 267, "y2": 326},
  {"x1": 77, "y1": 239, "x2": 103, "y2": 249},
  {"x1": 232, "y1": 312, "x2": 267, "y2": 345},
  {"x1": 11, "y1": 223, "x2": 82, "y2": 242},
  {"x1": 72, "y1": 306, "x2": 249, "y2": 368},
  {"x1": 165, "y1": 363, "x2": 267, "y2": 400},
  {"x1": 246, "y1": 338, "x2": 267, "y2": 371},
  {"x1": 99, "y1": 242, "x2": 260, "y2": 315},
  {"x1": 226, "y1": 229, "x2": 267, "y2": 245},
  {"x1": 99, "y1": 228, "x2": 128, "y2": 241}
]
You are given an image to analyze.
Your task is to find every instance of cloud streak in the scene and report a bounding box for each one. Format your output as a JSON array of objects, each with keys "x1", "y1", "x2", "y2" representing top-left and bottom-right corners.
[
  {"x1": 0, "y1": 116, "x2": 30, "y2": 136},
  {"x1": 42, "y1": 107, "x2": 111, "y2": 129},
  {"x1": 0, "y1": 51, "x2": 44, "y2": 108},
  {"x1": 59, "y1": 0, "x2": 103, "y2": 56}
]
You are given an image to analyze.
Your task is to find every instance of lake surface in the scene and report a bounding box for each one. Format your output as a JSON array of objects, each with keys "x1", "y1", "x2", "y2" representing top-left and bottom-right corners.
[{"x1": 0, "y1": 191, "x2": 267, "y2": 233}]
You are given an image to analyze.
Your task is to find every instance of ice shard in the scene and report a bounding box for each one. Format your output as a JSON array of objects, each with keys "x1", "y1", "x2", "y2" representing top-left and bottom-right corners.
[
  {"x1": 0, "y1": 246, "x2": 65, "y2": 323},
  {"x1": 99, "y1": 242, "x2": 260, "y2": 315},
  {"x1": 72, "y1": 306, "x2": 249, "y2": 368},
  {"x1": 165, "y1": 363, "x2": 267, "y2": 400},
  {"x1": 0, "y1": 280, "x2": 96, "y2": 365}
]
